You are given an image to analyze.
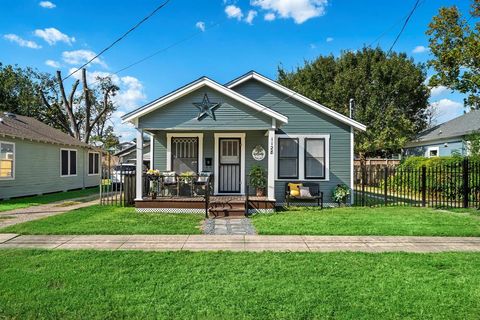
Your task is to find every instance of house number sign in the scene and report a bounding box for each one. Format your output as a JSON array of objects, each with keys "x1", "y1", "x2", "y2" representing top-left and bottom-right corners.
[{"x1": 252, "y1": 145, "x2": 266, "y2": 161}]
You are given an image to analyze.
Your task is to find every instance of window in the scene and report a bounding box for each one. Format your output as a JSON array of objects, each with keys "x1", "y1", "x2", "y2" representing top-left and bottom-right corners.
[
  {"x1": 278, "y1": 138, "x2": 299, "y2": 179},
  {"x1": 61, "y1": 149, "x2": 77, "y2": 176},
  {"x1": 88, "y1": 152, "x2": 100, "y2": 175},
  {"x1": 426, "y1": 146, "x2": 439, "y2": 158},
  {"x1": 305, "y1": 138, "x2": 325, "y2": 179},
  {"x1": 0, "y1": 141, "x2": 14, "y2": 179}
]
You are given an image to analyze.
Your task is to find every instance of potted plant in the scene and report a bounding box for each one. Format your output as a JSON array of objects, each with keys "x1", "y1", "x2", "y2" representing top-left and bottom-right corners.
[
  {"x1": 249, "y1": 165, "x2": 266, "y2": 197},
  {"x1": 332, "y1": 184, "x2": 350, "y2": 206},
  {"x1": 146, "y1": 169, "x2": 160, "y2": 199}
]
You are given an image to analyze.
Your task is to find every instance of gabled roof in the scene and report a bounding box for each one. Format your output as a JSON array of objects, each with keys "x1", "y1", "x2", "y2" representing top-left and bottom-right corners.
[
  {"x1": 122, "y1": 76, "x2": 289, "y2": 125},
  {"x1": 406, "y1": 109, "x2": 480, "y2": 146},
  {"x1": 226, "y1": 71, "x2": 367, "y2": 131},
  {"x1": 0, "y1": 112, "x2": 90, "y2": 148}
]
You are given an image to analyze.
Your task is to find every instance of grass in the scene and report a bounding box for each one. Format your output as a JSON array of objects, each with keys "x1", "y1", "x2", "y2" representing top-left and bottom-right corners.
[
  {"x1": 0, "y1": 205, "x2": 203, "y2": 235},
  {"x1": 0, "y1": 250, "x2": 479, "y2": 319},
  {"x1": 252, "y1": 206, "x2": 480, "y2": 236},
  {"x1": 0, "y1": 187, "x2": 98, "y2": 212}
]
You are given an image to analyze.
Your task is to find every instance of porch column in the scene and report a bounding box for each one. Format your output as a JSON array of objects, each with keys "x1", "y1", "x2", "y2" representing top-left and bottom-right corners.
[
  {"x1": 135, "y1": 129, "x2": 144, "y2": 200},
  {"x1": 267, "y1": 128, "x2": 275, "y2": 200}
]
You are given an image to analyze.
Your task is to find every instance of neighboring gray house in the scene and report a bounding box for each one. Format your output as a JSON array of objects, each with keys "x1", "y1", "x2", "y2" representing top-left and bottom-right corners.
[
  {"x1": 0, "y1": 112, "x2": 100, "y2": 199},
  {"x1": 121, "y1": 71, "x2": 366, "y2": 209},
  {"x1": 114, "y1": 142, "x2": 150, "y2": 167},
  {"x1": 404, "y1": 110, "x2": 480, "y2": 158}
]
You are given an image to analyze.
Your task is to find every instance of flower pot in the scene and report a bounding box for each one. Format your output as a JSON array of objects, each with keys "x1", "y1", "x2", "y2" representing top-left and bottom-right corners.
[
  {"x1": 256, "y1": 188, "x2": 265, "y2": 197},
  {"x1": 151, "y1": 192, "x2": 157, "y2": 200}
]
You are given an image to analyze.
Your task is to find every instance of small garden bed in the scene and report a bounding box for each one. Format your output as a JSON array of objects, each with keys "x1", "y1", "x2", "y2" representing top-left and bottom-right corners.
[{"x1": 252, "y1": 206, "x2": 480, "y2": 236}]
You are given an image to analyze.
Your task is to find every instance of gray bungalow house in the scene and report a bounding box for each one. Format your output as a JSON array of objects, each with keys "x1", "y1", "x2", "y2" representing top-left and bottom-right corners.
[
  {"x1": 404, "y1": 110, "x2": 480, "y2": 158},
  {"x1": 0, "y1": 112, "x2": 100, "y2": 199},
  {"x1": 122, "y1": 71, "x2": 366, "y2": 211}
]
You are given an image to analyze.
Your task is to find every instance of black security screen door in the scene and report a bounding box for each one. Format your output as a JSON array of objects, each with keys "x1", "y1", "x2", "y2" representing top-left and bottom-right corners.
[
  {"x1": 219, "y1": 138, "x2": 241, "y2": 193},
  {"x1": 171, "y1": 137, "x2": 198, "y2": 173}
]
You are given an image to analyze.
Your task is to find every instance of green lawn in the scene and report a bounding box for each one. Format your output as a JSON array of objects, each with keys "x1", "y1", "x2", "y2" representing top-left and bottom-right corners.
[
  {"x1": 0, "y1": 187, "x2": 98, "y2": 212},
  {"x1": 252, "y1": 206, "x2": 480, "y2": 236},
  {"x1": 1, "y1": 205, "x2": 203, "y2": 235},
  {"x1": 0, "y1": 250, "x2": 479, "y2": 319}
]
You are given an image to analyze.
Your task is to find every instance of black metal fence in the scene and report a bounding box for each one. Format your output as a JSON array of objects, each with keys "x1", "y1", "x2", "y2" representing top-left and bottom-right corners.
[{"x1": 354, "y1": 158, "x2": 480, "y2": 208}]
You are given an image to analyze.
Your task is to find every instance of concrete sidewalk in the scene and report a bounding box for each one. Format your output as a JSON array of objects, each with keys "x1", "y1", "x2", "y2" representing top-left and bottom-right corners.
[{"x1": 1, "y1": 234, "x2": 480, "y2": 252}]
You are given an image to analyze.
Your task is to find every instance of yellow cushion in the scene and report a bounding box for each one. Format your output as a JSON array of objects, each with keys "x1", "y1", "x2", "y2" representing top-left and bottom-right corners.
[{"x1": 288, "y1": 183, "x2": 302, "y2": 197}]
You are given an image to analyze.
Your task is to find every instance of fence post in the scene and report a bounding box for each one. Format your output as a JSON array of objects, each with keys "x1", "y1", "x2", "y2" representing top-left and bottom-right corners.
[
  {"x1": 384, "y1": 167, "x2": 388, "y2": 206},
  {"x1": 463, "y1": 158, "x2": 469, "y2": 208},
  {"x1": 361, "y1": 165, "x2": 366, "y2": 206},
  {"x1": 421, "y1": 165, "x2": 426, "y2": 207}
]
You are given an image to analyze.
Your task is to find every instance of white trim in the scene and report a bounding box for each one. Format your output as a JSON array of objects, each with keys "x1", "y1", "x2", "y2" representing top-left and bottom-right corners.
[
  {"x1": 426, "y1": 146, "x2": 440, "y2": 158},
  {"x1": 122, "y1": 77, "x2": 288, "y2": 125},
  {"x1": 0, "y1": 140, "x2": 15, "y2": 180},
  {"x1": 350, "y1": 127, "x2": 354, "y2": 205},
  {"x1": 60, "y1": 148, "x2": 78, "y2": 177},
  {"x1": 214, "y1": 133, "x2": 246, "y2": 195},
  {"x1": 150, "y1": 134, "x2": 155, "y2": 170},
  {"x1": 274, "y1": 134, "x2": 330, "y2": 181},
  {"x1": 267, "y1": 129, "x2": 275, "y2": 200},
  {"x1": 87, "y1": 151, "x2": 100, "y2": 176},
  {"x1": 227, "y1": 72, "x2": 366, "y2": 132},
  {"x1": 166, "y1": 133, "x2": 204, "y2": 172},
  {"x1": 135, "y1": 130, "x2": 144, "y2": 201}
]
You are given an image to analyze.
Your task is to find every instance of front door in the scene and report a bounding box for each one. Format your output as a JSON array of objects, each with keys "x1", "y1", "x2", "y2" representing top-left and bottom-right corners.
[{"x1": 218, "y1": 138, "x2": 241, "y2": 193}]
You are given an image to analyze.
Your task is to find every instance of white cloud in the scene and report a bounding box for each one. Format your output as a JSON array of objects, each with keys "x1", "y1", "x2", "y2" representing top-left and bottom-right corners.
[
  {"x1": 326, "y1": 37, "x2": 333, "y2": 42},
  {"x1": 3, "y1": 34, "x2": 42, "y2": 49},
  {"x1": 252, "y1": 0, "x2": 328, "y2": 24},
  {"x1": 264, "y1": 12, "x2": 276, "y2": 21},
  {"x1": 195, "y1": 21, "x2": 206, "y2": 32},
  {"x1": 429, "y1": 98, "x2": 464, "y2": 123},
  {"x1": 62, "y1": 50, "x2": 107, "y2": 68},
  {"x1": 39, "y1": 1, "x2": 55, "y2": 8},
  {"x1": 412, "y1": 45, "x2": 429, "y2": 53},
  {"x1": 430, "y1": 85, "x2": 449, "y2": 97},
  {"x1": 45, "y1": 59, "x2": 60, "y2": 68},
  {"x1": 309, "y1": 43, "x2": 316, "y2": 49},
  {"x1": 225, "y1": 5, "x2": 243, "y2": 20},
  {"x1": 34, "y1": 28, "x2": 75, "y2": 45},
  {"x1": 245, "y1": 10, "x2": 258, "y2": 24}
]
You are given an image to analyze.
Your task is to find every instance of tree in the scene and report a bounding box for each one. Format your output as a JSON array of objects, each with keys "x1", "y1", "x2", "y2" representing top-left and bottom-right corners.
[
  {"x1": 426, "y1": 0, "x2": 480, "y2": 110},
  {"x1": 465, "y1": 131, "x2": 480, "y2": 157},
  {"x1": 39, "y1": 68, "x2": 119, "y2": 144},
  {"x1": 278, "y1": 47, "x2": 430, "y2": 158}
]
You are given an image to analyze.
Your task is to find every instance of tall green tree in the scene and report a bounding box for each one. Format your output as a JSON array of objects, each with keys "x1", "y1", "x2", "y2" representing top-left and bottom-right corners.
[
  {"x1": 278, "y1": 47, "x2": 430, "y2": 158},
  {"x1": 426, "y1": 0, "x2": 480, "y2": 109}
]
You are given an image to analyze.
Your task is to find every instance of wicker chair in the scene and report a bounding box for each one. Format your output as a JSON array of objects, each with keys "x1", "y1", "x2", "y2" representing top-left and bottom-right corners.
[{"x1": 161, "y1": 171, "x2": 179, "y2": 196}]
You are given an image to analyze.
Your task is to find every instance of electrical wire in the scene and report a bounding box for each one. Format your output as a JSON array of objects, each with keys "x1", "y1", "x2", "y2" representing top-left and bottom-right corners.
[{"x1": 387, "y1": 0, "x2": 421, "y2": 54}]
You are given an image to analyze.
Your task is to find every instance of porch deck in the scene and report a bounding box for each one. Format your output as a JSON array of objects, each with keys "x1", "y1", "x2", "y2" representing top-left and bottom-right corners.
[{"x1": 135, "y1": 195, "x2": 276, "y2": 215}]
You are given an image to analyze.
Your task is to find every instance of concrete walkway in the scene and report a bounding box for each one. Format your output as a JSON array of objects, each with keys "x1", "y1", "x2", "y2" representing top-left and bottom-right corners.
[
  {"x1": 203, "y1": 218, "x2": 256, "y2": 235},
  {"x1": 0, "y1": 198, "x2": 99, "y2": 229},
  {"x1": 1, "y1": 234, "x2": 480, "y2": 252}
]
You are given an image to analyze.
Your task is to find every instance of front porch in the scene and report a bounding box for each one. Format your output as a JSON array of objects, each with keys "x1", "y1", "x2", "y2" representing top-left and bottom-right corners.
[{"x1": 135, "y1": 195, "x2": 276, "y2": 217}]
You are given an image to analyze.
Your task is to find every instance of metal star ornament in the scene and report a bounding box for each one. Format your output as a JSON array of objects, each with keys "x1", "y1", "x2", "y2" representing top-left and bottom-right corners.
[{"x1": 193, "y1": 94, "x2": 220, "y2": 120}]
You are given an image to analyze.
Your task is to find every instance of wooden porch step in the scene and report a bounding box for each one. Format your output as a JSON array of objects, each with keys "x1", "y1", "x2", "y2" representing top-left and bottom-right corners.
[{"x1": 208, "y1": 208, "x2": 246, "y2": 218}]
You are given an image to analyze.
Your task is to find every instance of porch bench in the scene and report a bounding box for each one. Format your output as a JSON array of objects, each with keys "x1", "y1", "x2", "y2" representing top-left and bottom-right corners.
[{"x1": 285, "y1": 182, "x2": 323, "y2": 209}]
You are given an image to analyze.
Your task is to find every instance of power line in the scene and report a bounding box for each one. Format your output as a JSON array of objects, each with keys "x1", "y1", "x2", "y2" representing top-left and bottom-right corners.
[
  {"x1": 63, "y1": 0, "x2": 172, "y2": 81},
  {"x1": 387, "y1": 0, "x2": 421, "y2": 54}
]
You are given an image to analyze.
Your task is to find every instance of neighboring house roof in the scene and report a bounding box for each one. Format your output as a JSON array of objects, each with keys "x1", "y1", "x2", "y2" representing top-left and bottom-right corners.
[
  {"x1": 226, "y1": 71, "x2": 367, "y2": 131},
  {"x1": 0, "y1": 112, "x2": 90, "y2": 148},
  {"x1": 114, "y1": 142, "x2": 150, "y2": 157},
  {"x1": 122, "y1": 76, "x2": 289, "y2": 125},
  {"x1": 405, "y1": 109, "x2": 480, "y2": 147}
]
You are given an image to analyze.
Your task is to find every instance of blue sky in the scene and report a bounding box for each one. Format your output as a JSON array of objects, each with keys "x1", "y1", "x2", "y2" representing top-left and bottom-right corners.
[{"x1": 0, "y1": 0, "x2": 471, "y2": 141}]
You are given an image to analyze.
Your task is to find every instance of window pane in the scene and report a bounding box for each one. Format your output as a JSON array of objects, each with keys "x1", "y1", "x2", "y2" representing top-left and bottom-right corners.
[
  {"x1": 279, "y1": 139, "x2": 298, "y2": 157},
  {"x1": 305, "y1": 139, "x2": 325, "y2": 178},
  {"x1": 0, "y1": 143, "x2": 14, "y2": 178},
  {"x1": 61, "y1": 150, "x2": 69, "y2": 175},
  {"x1": 94, "y1": 153, "x2": 99, "y2": 174},
  {"x1": 88, "y1": 153, "x2": 94, "y2": 174},
  {"x1": 70, "y1": 151, "x2": 77, "y2": 175},
  {"x1": 279, "y1": 159, "x2": 298, "y2": 178},
  {"x1": 306, "y1": 158, "x2": 324, "y2": 178},
  {"x1": 172, "y1": 138, "x2": 198, "y2": 173}
]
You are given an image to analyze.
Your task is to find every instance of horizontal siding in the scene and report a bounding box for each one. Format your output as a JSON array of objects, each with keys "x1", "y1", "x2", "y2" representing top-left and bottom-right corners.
[
  {"x1": 233, "y1": 79, "x2": 352, "y2": 204},
  {"x1": 404, "y1": 140, "x2": 466, "y2": 157},
  {"x1": 138, "y1": 87, "x2": 272, "y2": 130},
  {"x1": 0, "y1": 137, "x2": 99, "y2": 199}
]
